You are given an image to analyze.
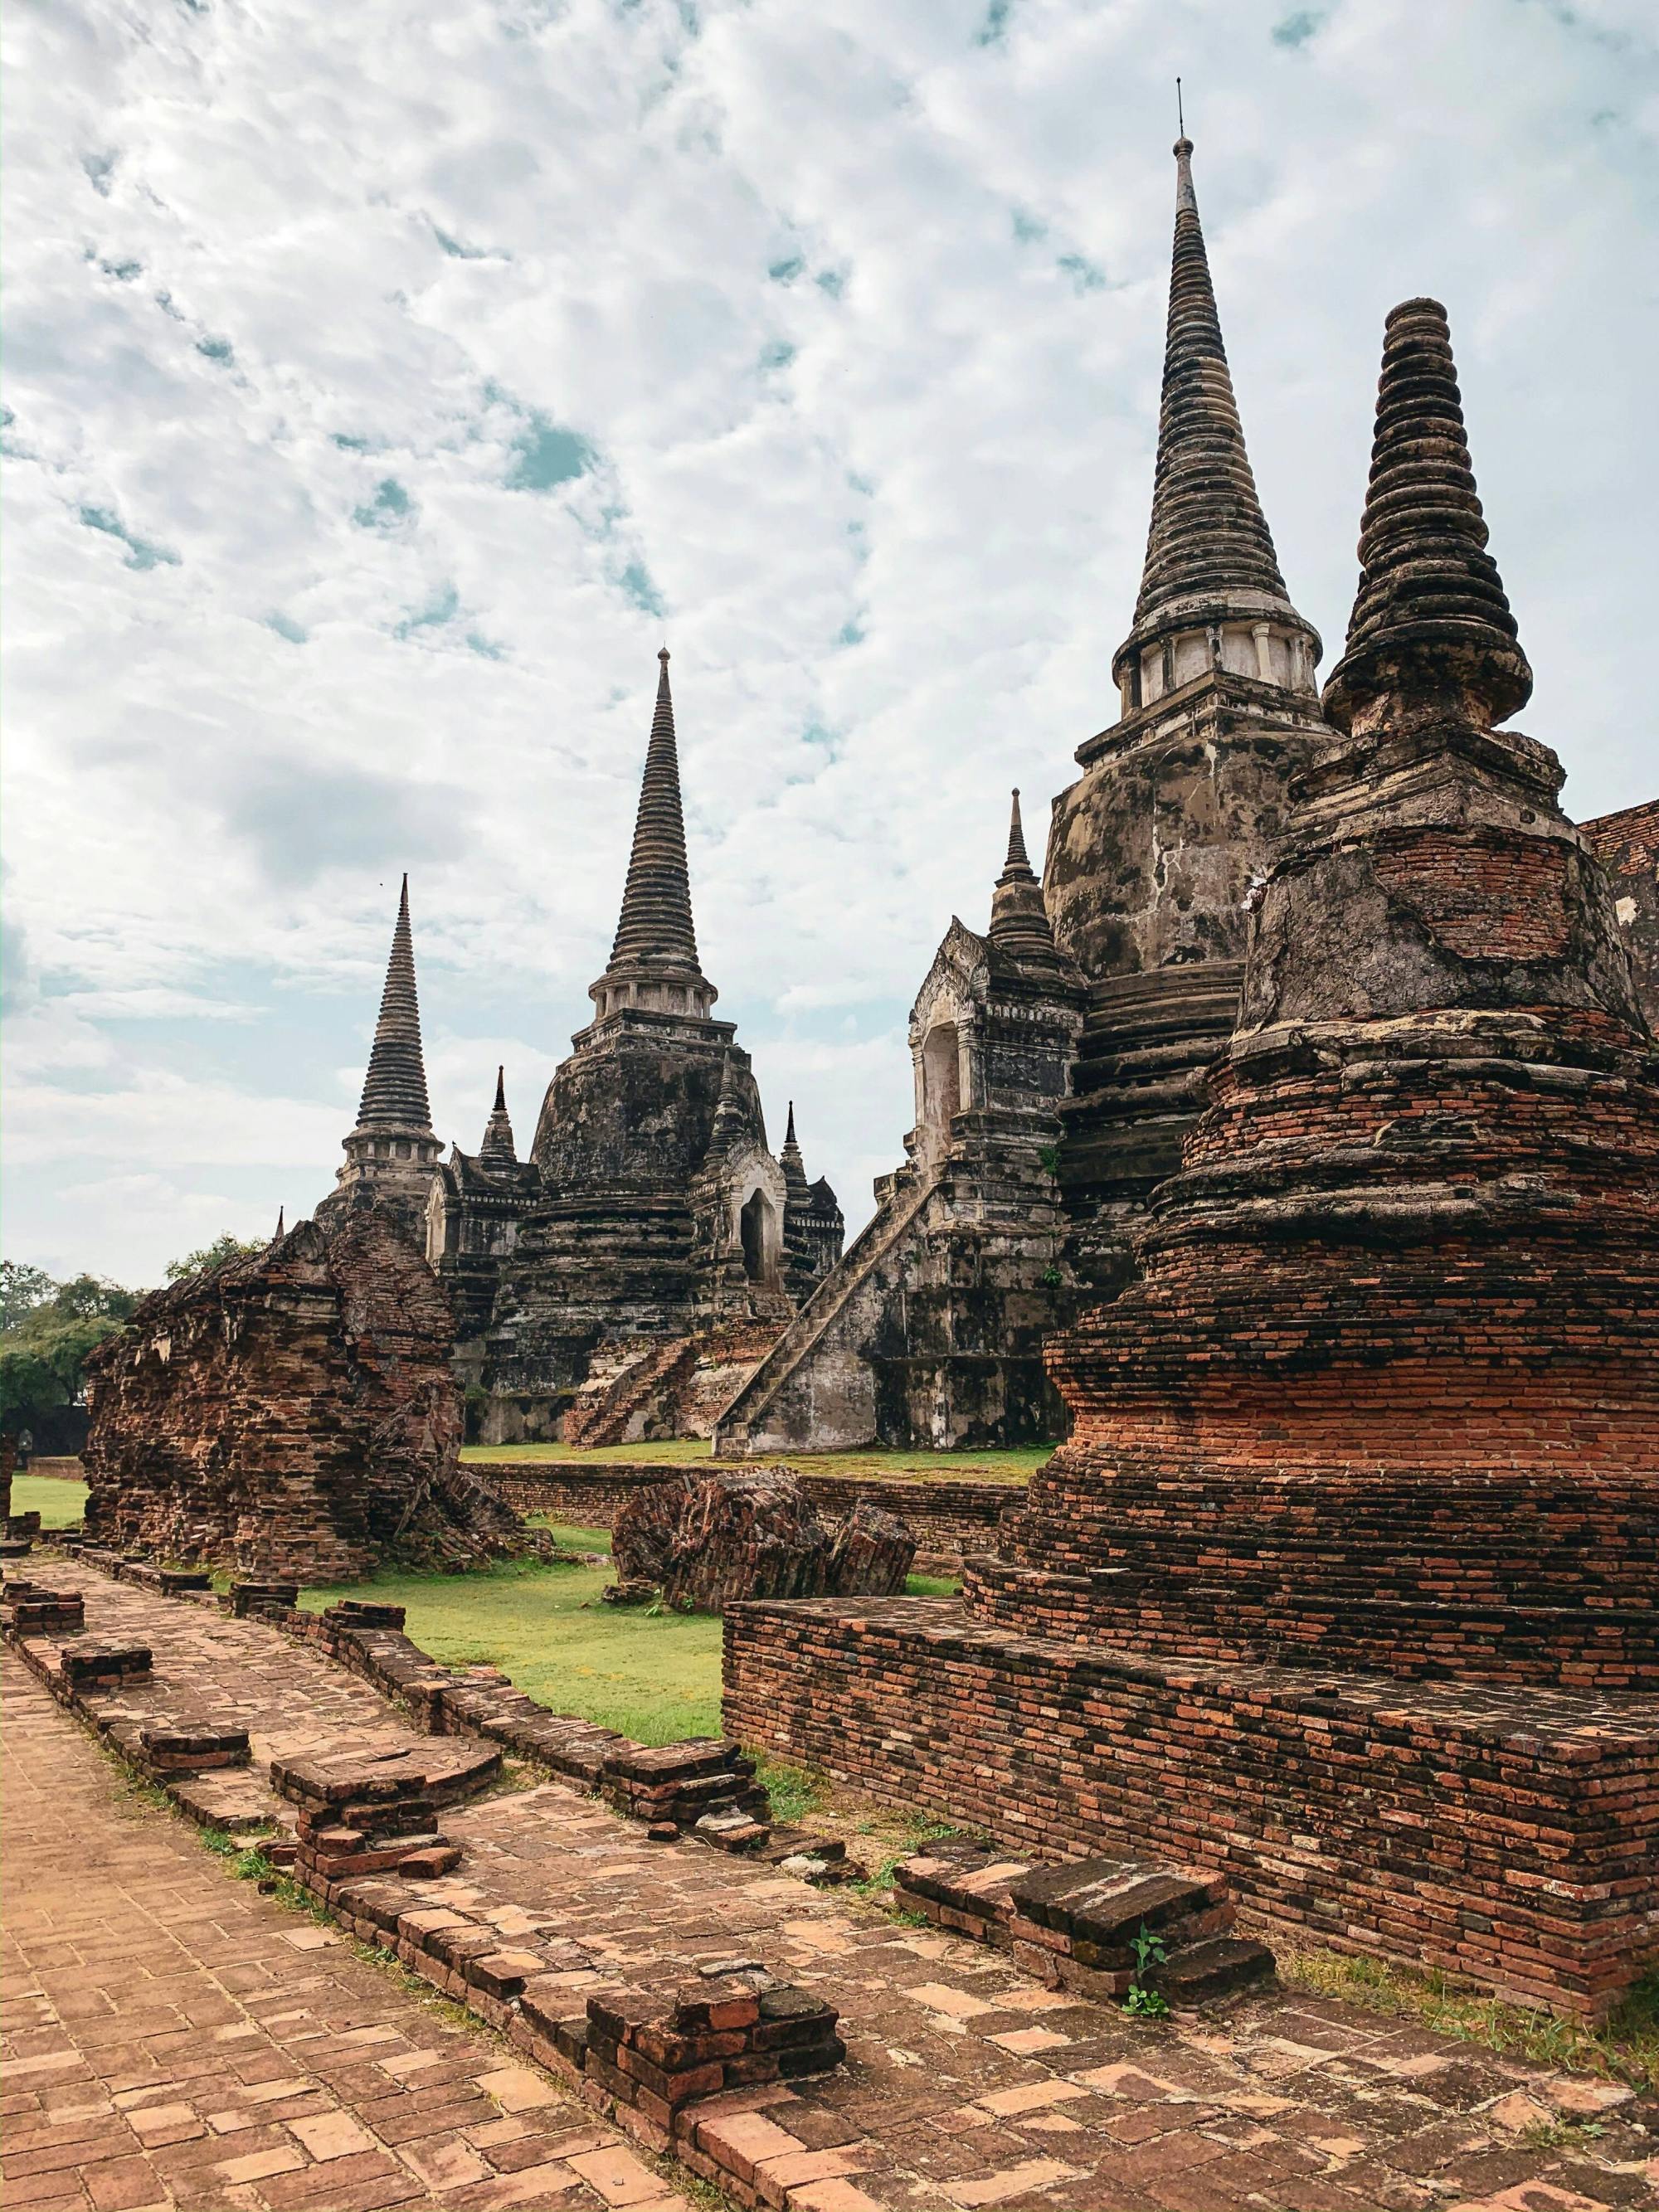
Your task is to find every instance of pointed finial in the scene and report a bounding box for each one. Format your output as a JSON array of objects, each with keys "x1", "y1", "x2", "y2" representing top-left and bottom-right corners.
[
  {"x1": 1321, "y1": 297, "x2": 1530, "y2": 734},
  {"x1": 274, "y1": 1205, "x2": 285, "y2": 1240},
  {"x1": 990, "y1": 785, "x2": 1059, "y2": 962},
  {"x1": 479, "y1": 1064, "x2": 518, "y2": 1167},
  {"x1": 1176, "y1": 77, "x2": 1185, "y2": 135},
  {"x1": 786, "y1": 1101, "x2": 798, "y2": 1146},
  {"x1": 352, "y1": 873, "x2": 435, "y2": 1134},
  {"x1": 1004, "y1": 789, "x2": 1031, "y2": 875},
  {"x1": 603, "y1": 647, "x2": 707, "y2": 982},
  {"x1": 1120, "y1": 129, "x2": 1301, "y2": 654}
]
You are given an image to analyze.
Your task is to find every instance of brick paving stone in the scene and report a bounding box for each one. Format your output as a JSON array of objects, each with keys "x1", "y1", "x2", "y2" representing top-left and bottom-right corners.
[
  {"x1": 12, "y1": 1565, "x2": 1659, "y2": 2212},
  {"x1": 0, "y1": 1653, "x2": 688, "y2": 2212}
]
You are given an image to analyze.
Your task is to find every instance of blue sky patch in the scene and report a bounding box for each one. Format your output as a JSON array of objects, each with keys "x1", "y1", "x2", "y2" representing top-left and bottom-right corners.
[
  {"x1": 506, "y1": 412, "x2": 595, "y2": 492},
  {"x1": 353, "y1": 477, "x2": 412, "y2": 528},
  {"x1": 77, "y1": 505, "x2": 180, "y2": 571}
]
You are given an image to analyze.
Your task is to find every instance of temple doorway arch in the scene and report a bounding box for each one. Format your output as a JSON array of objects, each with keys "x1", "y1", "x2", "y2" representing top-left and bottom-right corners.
[
  {"x1": 740, "y1": 1188, "x2": 776, "y2": 1286},
  {"x1": 920, "y1": 1020, "x2": 961, "y2": 1153}
]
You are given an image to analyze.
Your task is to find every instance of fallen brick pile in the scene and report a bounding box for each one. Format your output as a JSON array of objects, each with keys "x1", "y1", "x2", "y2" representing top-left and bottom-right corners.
[
  {"x1": 487, "y1": 1459, "x2": 1024, "y2": 1573},
  {"x1": 895, "y1": 1836, "x2": 1273, "y2": 2005},
  {"x1": 610, "y1": 1466, "x2": 914, "y2": 1612}
]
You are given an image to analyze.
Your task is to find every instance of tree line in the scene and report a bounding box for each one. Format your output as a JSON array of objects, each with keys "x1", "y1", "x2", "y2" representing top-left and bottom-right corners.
[{"x1": 0, "y1": 1233, "x2": 270, "y2": 1434}]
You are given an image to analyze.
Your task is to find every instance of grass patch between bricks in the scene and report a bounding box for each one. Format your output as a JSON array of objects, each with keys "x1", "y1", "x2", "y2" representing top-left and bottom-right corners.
[
  {"x1": 300, "y1": 1553, "x2": 727, "y2": 1741},
  {"x1": 1279, "y1": 1945, "x2": 1659, "y2": 2093}
]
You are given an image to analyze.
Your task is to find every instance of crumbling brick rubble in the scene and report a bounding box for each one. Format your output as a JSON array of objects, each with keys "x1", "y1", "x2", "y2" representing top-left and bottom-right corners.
[
  {"x1": 82, "y1": 1204, "x2": 526, "y2": 1579},
  {"x1": 609, "y1": 1466, "x2": 915, "y2": 1612}
]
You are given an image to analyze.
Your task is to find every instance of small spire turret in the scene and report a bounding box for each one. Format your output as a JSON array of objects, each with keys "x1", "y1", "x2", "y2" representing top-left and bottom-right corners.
[
  {"x1": 989, "y1": 790, "x2": 1060, "y2": 965},
  {"x1": 780, "y1": 1101, "x2": 810, "y2": 1203},
  {"x1": 479, "y1": 1065, "x2": 518, "y2": 1169}
]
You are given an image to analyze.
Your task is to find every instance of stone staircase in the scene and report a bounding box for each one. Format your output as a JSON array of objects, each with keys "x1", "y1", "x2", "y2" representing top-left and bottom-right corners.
[
  {"x1": 713, "y1": 1167, "x2": 941, "y2": 1453},
  {"x1": 563, "y1": 1338, "x2": 703, "y2": 1447},
  {"x1": 895, "y1": 1835, "x2": 1274, "y2": 2008}
]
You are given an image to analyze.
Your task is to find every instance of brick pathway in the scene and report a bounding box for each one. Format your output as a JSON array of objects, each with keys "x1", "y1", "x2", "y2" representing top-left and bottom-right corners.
[
  {"x1": 8, "y1": 1564, "x2": 1659, "y2": 2212},
  {"x1": 0, "y1": 1655, "x2": 684, "y2": 2212}
]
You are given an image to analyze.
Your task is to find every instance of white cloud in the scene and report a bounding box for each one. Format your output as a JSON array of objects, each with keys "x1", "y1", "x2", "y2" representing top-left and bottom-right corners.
[{"x1": 5, "y1": 0, "x2": 1657, "y2": 1283}]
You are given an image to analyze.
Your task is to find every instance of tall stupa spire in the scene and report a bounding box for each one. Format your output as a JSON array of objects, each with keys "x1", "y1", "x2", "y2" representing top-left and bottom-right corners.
[
  {"x1": 355, "y1": 875, "x2": 435, "y2": 1133},
  {"x1": 317, "y1": 873, "x2": 442, "y2": 1245},
  {"x1": 610, "y1": 650, "x2": 702, "y2": 972},
  {"x1": 1112, "y1": 135, "x2": 1318, "y2": 710},
  {"x1": 591, "y1": 650, "x2": 717, "y2": 1021}
]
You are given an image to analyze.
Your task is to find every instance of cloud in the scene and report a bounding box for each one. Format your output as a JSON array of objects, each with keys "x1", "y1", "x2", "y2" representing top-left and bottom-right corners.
[{"x1": 5, "y1": 0, "x2": 1658, "y2": 1284}]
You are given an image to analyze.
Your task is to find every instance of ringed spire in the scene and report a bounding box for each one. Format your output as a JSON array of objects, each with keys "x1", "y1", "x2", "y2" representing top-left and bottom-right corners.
[{"x1": 354, "y1": 875, "x2": 435, "y2": 1135}]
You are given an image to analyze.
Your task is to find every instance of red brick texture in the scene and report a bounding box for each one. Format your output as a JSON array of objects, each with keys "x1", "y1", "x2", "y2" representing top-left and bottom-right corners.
[{"x1": 722, "y1": 1595, "x2": 1659, "y2": 2019}]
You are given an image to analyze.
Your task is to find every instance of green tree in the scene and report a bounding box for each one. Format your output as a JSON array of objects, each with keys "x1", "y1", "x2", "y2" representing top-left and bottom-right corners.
[
  {"x1": 0, "y1": 1261, "x2": 56, "y2": 1334},
  {"x1": 164, "y1": 1232, "x2": 268, "y2": 1281},
  {"x1": 0, "y1": 1269, "x2": 139, "y2": 1427}
]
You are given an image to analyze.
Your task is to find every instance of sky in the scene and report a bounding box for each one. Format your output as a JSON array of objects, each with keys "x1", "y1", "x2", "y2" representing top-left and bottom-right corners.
[{"x1": 6, "y1": 0, "x2": 1658, "y2": 1291}]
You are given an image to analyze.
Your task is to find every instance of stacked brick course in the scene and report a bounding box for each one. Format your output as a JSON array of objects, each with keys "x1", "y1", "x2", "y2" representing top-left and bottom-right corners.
[{"x1": 727, "y1": 299, "x2": 1659, "y2": 2019}]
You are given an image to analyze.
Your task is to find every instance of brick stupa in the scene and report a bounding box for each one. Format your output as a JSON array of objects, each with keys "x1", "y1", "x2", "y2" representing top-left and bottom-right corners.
[{"x1": 726, "y1": 299, "x2": 1659, "y2": 2018}]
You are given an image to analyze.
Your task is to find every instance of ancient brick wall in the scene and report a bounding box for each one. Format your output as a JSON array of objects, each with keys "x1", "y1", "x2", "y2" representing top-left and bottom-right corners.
[
  {"x1": 723, "y1": 1597, "x2": 1659, "y2": 2020},
  {"x1": 1582, "y1": 797, "x2": 1659, "y2": 1032},
  {"x1": 83, "y1": 1209, "x2": 523, "y2": 1579}
]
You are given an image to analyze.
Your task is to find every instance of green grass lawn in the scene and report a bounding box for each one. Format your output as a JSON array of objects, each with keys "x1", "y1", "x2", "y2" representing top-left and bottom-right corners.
[
  {"x1": 302, "y1": 1555, "x2": 726, "y2": 1742},
  {"x1": 10, "y1": 1473, "x2": 88, "y2": 1528},
  {"x1": 298, "y1": 1549, "x2": 961, "y2": 1746},
  {"x1": 532, "y1": 1519, "x2": 615, "y2": 1553},
  {"x1": 465, "y1": 1441, "x2": 1051, "y2": 1482}
]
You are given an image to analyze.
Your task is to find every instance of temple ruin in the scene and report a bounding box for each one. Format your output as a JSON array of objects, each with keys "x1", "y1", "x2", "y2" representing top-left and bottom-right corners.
[
  {"x1": 324, "y1": 652, "x2": 844, "y2": 1443},
  {"x1": 83, "y1": 1204, "x2": 525, "y2": 1579},
  {"x1": 718, "y1": 135, "x2": 1330, "y2": 1453},
  {"x1": 720, "y1": 132, "x2": 1659, "y2": 1455},
  {"x1": 726, "y1": 290, "x2": 1659, "y2": 2017}
]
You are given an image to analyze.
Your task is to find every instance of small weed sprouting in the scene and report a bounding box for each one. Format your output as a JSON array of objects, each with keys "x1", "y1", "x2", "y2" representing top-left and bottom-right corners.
[
  {"x1": 1040, "y1": 1263, "x2": 1063, "y2": 1287},
  {"x1": 1038, "y1": 1145, "x2": 1062, "y2": 1176},
  {"x1": 1124, "y1": 1922, "x2": 1171, "y2": 2021},
  {"x1": 1521, "y1": 2117, "x2": 1608, "y2": 2152},
  {"x1": 1124, "y1": 1984, "x2": 1170, "y2": 2020},
  {"x1": 751, "y1": 1754, "x2": 826, "y2": 1826}
]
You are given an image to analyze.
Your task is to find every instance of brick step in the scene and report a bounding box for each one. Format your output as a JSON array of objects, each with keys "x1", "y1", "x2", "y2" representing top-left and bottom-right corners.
[
  {"x1": 894, "y1": 1839, "x2": 1272, "y2": 2010},
  {"x1": 1153, "y1": 1935, "x2": 1276, "y2": 2005}
]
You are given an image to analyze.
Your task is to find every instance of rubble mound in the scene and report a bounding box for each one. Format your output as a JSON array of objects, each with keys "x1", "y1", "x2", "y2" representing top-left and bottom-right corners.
[
  {"x1": 83, "y1": 1203, "x2": 528, "y2": 1581},
  {"x1": 610, "y1": 1467, "x2": 915, "y2": 1613}
]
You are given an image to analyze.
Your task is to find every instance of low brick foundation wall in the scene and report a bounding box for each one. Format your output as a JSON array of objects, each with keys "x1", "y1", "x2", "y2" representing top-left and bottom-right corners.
[
  {"x1": 484, "y1": 1461, "x2": 1025, "y2": 1570},
  {"x1": 722, "y1": 1594, "x2": 1659, "y2": 2021}
]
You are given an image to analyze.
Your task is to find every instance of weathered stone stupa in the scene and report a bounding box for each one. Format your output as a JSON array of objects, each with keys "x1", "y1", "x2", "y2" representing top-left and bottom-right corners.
[
  {"x1": 726, "y1": 299, "x2": 1659, "y2": 2017},
  {"x1": 718, "y1": 136, "x2": 1327, "y2": 1449},
  {"x1": 1046, "y1": 133, "x2": 1328, "y2": 1271},
  {"x1": 475, "y1": 652, "x2": 843, "y2": 1441}
]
